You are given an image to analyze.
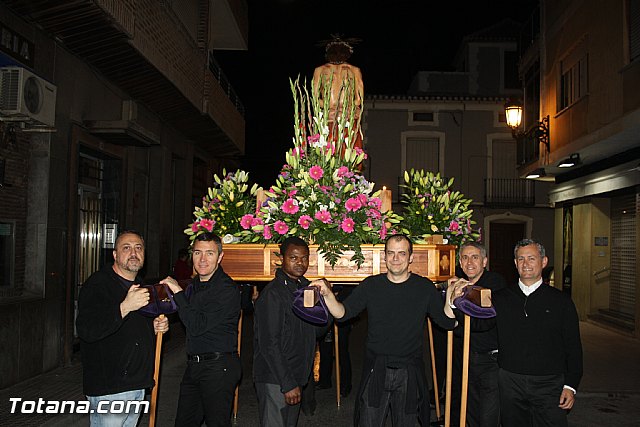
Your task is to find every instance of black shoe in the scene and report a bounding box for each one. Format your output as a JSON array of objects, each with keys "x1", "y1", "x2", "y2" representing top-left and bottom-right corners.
[
  {"x1": 301, "y1": 405, "x2": 315, "y2": 416},
  {"x1": 315, "y1": 382, "x2": 332, "y2": 390}
]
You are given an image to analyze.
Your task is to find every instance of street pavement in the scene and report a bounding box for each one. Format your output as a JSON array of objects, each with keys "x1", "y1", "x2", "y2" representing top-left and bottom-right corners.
[{"x1": 1, "y1": 313, "x2": 639, "y2": 426}]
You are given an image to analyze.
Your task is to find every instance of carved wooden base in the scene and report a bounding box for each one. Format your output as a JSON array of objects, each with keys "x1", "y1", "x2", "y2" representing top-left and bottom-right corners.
[{"x1": 220, "y1": 243, "x2": 456, "y2": 283}]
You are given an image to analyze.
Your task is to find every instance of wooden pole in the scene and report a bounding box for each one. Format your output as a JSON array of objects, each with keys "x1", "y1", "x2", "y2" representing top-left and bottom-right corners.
[
  {"x1": 233, "y1": 310, "x2": 244, "y2": 418},
  {"x1": 334, "y1": 322, "x2": 341, "y2": 407},
  {"x1": 444, "y1": 330, "x2": 453, "y2": 427},
  {"x1": 460, "y1": 314, "x2": 471, "y2": 427},
  {"x1": 149, "y1": 314, "x2": 165, "y2": 427},
  {"x1": 427, "y1": 318, "x2": 441, "y2": 420}
]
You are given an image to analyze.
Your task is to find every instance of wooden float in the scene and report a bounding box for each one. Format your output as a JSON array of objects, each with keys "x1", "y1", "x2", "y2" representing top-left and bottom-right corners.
[{"x1": 220, "y1": 243, "x2": 456, "y2": 283}]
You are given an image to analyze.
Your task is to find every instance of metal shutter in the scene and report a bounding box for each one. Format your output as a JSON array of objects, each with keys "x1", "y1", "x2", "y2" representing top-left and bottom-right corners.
[{"x1": 610, "y1": 192, "x2": 637, "y2": 317}]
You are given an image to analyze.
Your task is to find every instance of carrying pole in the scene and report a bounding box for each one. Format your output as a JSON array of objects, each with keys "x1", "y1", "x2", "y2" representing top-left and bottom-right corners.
[
  {"x1": 427, "y1": 318, "x2": 441, "y2": 420},
  {"x1": 444, "y1": 330, "x2": 453, "y2": 427},
  {"x1": 149, "y1": 314, "x2": 165, "y2": 427}
]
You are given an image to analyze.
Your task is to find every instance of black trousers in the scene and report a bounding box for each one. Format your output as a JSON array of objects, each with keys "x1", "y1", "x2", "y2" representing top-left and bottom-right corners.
[
  {"x1": 450, "y1": 345, "x2": 500, "y2": 426},
  {"x1": 498, "y1": 368, "x2": 568, "y2": 427},
  {"x1": 175, "y1": 353, "x2": 242, "y2": 427},
  {"x1": 318, "y1": 321, "x2": 352, "y2": 394}
]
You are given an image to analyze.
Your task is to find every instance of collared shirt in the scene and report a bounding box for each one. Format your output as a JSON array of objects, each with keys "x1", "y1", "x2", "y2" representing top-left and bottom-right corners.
[{"x1": 518, "y1": 278, "x2": 543, "y2": 296}]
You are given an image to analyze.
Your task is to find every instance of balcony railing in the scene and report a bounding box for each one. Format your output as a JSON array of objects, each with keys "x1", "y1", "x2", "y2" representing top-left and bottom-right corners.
[
  {"x1": 208, "y1": 54, "x2": 246, "y2": 117},
  {"x1": 484, "y1": 179, "x2": 535, "y2": 207}
]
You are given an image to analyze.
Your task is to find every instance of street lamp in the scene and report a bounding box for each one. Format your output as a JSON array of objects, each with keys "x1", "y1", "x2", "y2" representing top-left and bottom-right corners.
[{"x1": 504, "y1": 99, "x2": 550, "y2": 153}]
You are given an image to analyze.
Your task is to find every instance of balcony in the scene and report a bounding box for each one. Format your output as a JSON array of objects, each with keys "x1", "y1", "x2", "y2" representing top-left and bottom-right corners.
[
  {"x1": 484, "y1": 179, "x2": 535, "y2": 207},
  {"x1": 3, "y1": 0, "x2": 246, "y2": 156}
]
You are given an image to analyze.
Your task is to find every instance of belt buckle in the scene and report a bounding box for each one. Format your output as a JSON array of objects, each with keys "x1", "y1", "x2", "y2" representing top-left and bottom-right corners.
[{"x1": 194, "y1": 354, "x2": 201, "y2": 363}]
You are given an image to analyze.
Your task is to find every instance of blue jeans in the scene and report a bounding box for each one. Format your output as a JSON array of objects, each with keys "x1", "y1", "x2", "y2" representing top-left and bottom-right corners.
[{"x1": 87, "y1": 389, "x2": 146, "y2": 427}]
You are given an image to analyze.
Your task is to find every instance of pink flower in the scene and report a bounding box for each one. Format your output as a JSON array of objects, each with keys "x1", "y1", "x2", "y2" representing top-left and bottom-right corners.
[
  {"x1": 355, "y1": 147, "x2": 368, "y2": 159},
  {"x1": 191, "y1": 222, "x2": 199, "y2": 232},
  {"x1": 288, "y1": 190, "x2": 298, "y2": 197},
  {"x1": 274, "y1": 220, "x2": 289, "y2": 235},
  {"x1": 314, "y1": 210, "x2": 332, "y2": 224},
  {"x1": 340, "y1": 217, "x2": 355, "y2": 233},
  {"x1": 368, "y1": 197, "x2": 382, "y2": 210},
  {"x1": 449, "y1": 220, "x2": 460, "y2": 232},
  {"x1": 367, "y1": 218, "x2": 373, "y2": 228},
  {"x1": 307, "y1": 134, "x2": 320, "y2": 144},
  {"x1": 200, "y1": 219, "x2": 214, "y2": 232},
  {"x1": 298, "y1": 215, "x2": 313, "y2": 229},
  {"x1": 368, "y1": 209, "x2": 382, "y2": 220},
  {"x1": 336, "y1": 166, "x2": 349, "y2": 177},
  {"x1": 251, "y1": 217, "x2": 264, "y2": 227},
  {"x1": 345, "y1": 197, "x2": 362, "y2": 212},
  {"x1": 263, "y1": 225, "x2": 272, "y2": 240},
  {"x1": 379, "y1": 222, "x2": 387, "y2": 240},
  {"x1": 240, "y1": 214, "x2": 254, "y2": 229},
  {"x1": 309, "y1": 165, "x2": 324, "y2": 180},
  {"x1": 357, "y1": 194, "x2": 368, "y2": 205},
  {"x1": 282, "y1": 198, "x2": 299, "y2": 214}
]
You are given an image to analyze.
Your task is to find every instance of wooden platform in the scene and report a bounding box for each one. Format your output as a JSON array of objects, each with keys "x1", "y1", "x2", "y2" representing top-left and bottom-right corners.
[{"x1": 220, "y1": 243, "x2": 456, "y2": 283}]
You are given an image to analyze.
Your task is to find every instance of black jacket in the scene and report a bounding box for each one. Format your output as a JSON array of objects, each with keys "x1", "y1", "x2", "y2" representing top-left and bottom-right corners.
[
  {"x1": 76, "y1": 266, "x2": 156, "y2": 396},
  {"x1": 253, "y1": 268, "x2": 328, "y2": 393},
  {"x1": 173, "y1": 266, "x2": 240, "y2": 354}
]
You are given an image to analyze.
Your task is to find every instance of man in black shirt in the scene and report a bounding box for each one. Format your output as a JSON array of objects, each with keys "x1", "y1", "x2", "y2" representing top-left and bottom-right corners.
[
  {"x1": 77, "y1": 230, "x2": 169, "y2": 427},
  {"x1": 253, "y1": 236, "x2": 328, "y2": 426},
  {"x1": 315, "y1": 234, "x2": 458, "y2": 426},
  {"x1": 162, "y1": 232, "x2": 241, "y2": 426},
  {"x1": 446, "y1": 242, "x2": 506, "y2": 427}
]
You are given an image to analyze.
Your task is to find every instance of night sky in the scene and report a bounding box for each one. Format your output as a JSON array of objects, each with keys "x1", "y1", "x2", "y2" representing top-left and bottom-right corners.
[{"x1": 216, "y1": 0, "x2": 539, "y2": 186}]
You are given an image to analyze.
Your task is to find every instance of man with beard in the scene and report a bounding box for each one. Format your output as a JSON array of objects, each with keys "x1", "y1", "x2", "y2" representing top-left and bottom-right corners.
[
  {"x1": 253, "y1": 236, "x2": 329, "y2": 427},
  {"x1": 77, "y1": 230, "x2": 169, "y2": 427},
  {"x1": 162, "y1": 232, "x2": 241, "y2": 426},
  {"x1": 314, "y1": 234, "x2": 458, "y2": 426}
]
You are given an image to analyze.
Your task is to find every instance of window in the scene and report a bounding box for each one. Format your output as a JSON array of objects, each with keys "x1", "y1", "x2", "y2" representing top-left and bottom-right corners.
[
  {"x1": 408, "y1": 111, "x2": 438, "y2": 126},
  {"x1": 504, "y1": 50, "x2": 520, "y2": 90},
  {"x1": 558, "y1": 54, "x2": 588, "y2": 111},
  {"x1": 405, "y1": 137, "x2": 439, "y2": 173},
  {"x1": 412, "y1": 112, "x2": 434, "y2": 122},
  {"x1": 0, "y1": 221, "x2": 15, "y2": 288}
]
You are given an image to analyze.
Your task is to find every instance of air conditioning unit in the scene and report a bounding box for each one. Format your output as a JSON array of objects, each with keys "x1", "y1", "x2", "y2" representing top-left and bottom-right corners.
[{"x1": 0, "y1": 66, "x2": 57, "y2": 127}]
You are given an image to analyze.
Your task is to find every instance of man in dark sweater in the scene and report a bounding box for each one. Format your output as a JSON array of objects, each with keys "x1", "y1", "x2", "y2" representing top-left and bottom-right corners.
[
  {"x1": 451, "y1": 238, "x2": 583, "y2": 426},
  {"x1": 447, "y1": 242, "x2": 506, "y2": 427},
  {"x1": 77, "y1": 230, "x2": 169, "y2": 427},
  {"x1": 162, "y1": 232, "x2": 241, "y2": 426},
  {"x1": 315, "y1": 234, "x2": 458, "y2": 426},
  {"x1": 253, "y1": 236, "x2": 328, "y2": 426}
]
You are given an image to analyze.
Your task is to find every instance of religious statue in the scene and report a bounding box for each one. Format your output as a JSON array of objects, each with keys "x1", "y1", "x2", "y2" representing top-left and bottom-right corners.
[{"x1": 312, "y1": 35, "x2": 364, "y2": 151}]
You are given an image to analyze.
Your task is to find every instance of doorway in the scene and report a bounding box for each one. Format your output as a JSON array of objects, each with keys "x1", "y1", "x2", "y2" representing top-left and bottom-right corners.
[{"x1": 489, "y1": 222, "x2": 526, "y2": 285}]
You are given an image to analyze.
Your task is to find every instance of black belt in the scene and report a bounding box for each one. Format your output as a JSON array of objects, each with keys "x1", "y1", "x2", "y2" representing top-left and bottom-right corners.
[{"x1": 187, "y1": 352, "x2": 233, "y2": 362}]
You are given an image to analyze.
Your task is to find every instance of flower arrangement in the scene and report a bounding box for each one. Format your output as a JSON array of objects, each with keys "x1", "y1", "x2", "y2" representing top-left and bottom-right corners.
[
  {"x1": 397, "y1": 169, "x2": 479, "y2": 247},
  {"x1": 185, "y1": 169, "x2": 261, "y2": 242},
  {"x1": 237, "y1": 77, "x2": 402, "y2": 267},
  {"x1": 184, "y1": 77, "x2": 481, "y2": 266}
]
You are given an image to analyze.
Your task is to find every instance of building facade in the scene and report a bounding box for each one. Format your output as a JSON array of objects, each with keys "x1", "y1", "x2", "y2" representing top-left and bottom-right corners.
[
  {"x1": 363, "y1": 20, "x2": 555, "y2": 285},
  {"x1": 518, "y1": 0, "x2": 640, "y2": 336},
  {"x1": 0, "y1": 0, "x2": 247, "y2": 387}
]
